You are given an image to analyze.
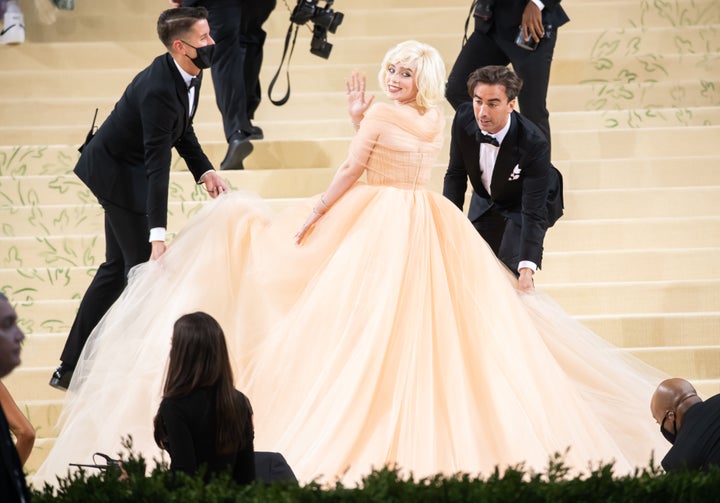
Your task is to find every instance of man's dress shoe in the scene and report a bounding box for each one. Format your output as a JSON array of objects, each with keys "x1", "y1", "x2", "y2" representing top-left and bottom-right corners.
[
  {"x1": 49, "y1": 365, "x2": 73, "y2": 391},
  {"x1": 221, "y1": 133, "x2": 253, "y2": 170},
  {"x1": 248, "y1": 125, "x2": 264, "y2": 140}
]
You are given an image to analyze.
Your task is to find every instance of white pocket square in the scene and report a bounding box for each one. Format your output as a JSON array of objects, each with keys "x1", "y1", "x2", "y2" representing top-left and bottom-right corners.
[{"x1": 508, "y1": 164, "x2": 521, "y2": 181}]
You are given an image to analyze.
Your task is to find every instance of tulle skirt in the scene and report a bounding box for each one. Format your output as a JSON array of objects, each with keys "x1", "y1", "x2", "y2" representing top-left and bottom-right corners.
[{"x1": 33, "y1": 184, "x2": 668, "y2": 487}]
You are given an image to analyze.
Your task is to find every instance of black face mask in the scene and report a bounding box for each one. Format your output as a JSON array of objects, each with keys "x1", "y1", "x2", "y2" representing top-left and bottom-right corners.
[
  {"x1": 660, "y1": 411, "x2": 677, "y2": 444},
  {"x1": 182, "y1": 41, "x2": 215, "y2": 70}
]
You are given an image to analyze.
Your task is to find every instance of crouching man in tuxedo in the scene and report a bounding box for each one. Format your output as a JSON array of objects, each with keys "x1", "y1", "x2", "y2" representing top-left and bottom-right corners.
[{"x1": 443, "y1": 65, "x2": 561, "y2": 293}]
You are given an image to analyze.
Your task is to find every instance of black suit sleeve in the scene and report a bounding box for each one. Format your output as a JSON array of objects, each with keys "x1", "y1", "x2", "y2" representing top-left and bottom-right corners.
[
  {"x1": 443, "y1": 110, "x2": 470, "y2": 211},
  {"x1": 140, "y1": 86, "x2": 180, "y2": 230},
  {"x1": 518, "y1": 134, "x2": 550, "y2": 265}
]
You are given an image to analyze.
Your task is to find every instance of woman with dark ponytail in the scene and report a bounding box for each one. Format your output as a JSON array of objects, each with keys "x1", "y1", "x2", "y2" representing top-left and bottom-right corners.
[{"x1": 153, "y1": 312, "x2": 255, "y2": 484}]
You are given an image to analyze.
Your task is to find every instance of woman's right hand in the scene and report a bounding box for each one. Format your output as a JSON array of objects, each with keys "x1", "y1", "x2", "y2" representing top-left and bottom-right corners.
[{"x1": 346, "y1": 70, "x2": 374, "y2": 126}]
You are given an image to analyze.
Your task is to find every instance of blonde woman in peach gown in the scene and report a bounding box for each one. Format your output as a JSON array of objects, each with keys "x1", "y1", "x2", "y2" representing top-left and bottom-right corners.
[{"x1": 34, "y1": 41, "x2": 667, "y2": 488}]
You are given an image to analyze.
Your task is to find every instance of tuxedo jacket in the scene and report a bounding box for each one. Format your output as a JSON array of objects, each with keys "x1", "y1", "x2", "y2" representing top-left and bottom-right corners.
[
  {"x1": 74, "y1": 53, "x2": 213, "y2": 229},
  {"x1": 443, "y1": 104, "x2": 551, "y2": 266}
]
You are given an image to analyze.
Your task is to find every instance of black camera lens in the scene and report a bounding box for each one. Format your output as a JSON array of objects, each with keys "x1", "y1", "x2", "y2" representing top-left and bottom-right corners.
[
  {"x1": 310, "y1": 25, "x2": 333, "y2": 59},
  {"x1": 315, "y1": 10, "x2": 343, "y2": 33}
]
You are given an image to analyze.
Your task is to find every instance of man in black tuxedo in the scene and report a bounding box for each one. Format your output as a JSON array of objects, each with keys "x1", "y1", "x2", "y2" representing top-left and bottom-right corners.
[
  {"x1": 446, "y1": 0, "x2": 569, "y2": 147},
  {"x1": 443, "y1": 66, "x2": 552, "y2": 292},
  {"x1": 172, "y1": 0, "x2": 277, "y2": 170},
  {"x1": 50, "y1": 7, "x2": 229, "y2": 390},
  {"x1": 651, "y1": 378, "x2": 720, "y2": 471}
]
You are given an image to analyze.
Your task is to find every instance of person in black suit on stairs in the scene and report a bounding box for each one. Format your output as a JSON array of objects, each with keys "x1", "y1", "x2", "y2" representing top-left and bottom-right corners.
[
  {"x1": 445, "y1": 0, "x2": 569, "y2": 147},
  {"x1": 443, "y1": 66, "x2": 556, "y2": 293},
  {"x1": 171, "y1": 0, "x2": 277, "y2": 170},
  {"x1": 49, "y1": 7, "x2": 229, "y2": 391}
]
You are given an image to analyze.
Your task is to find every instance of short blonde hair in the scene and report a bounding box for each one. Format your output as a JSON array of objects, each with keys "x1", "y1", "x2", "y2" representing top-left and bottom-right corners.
[{"x1": 378, "y1": 40, "x2": 445, "y2": 110}]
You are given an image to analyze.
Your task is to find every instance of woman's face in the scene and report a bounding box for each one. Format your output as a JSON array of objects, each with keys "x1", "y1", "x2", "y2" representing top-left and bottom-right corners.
[{"x1": 385, "y1": 62, "x2": 418, "y2": 104}]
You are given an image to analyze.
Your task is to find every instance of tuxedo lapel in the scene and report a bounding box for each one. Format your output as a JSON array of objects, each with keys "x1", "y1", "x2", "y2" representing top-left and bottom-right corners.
[
  {"x1": 190, "y1": 71, "x2": 202, "y2": 121},
  {"x1": 491, "y1": 112, "x2": 519, "y2": 191},
  {"x1": 167, "y1": 54, "x2": 191, "y2": 131},
  {"x1": 463, "y1": 110, "x2": 481, "y2": 161}
]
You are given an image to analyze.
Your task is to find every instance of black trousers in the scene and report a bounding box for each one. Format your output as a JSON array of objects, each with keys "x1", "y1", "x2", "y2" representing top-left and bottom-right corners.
[
  {"x1": 472, "y1": 205, "x2": 522, "y2": 275},
  {"x1": 446, "y1": 25, "x2": 557, "y2": 148},
  {"x1": 201, "y1": 0, "x2": 277, "y2": 140},
  {"x1": 60, "y1": 200, "x2": 150, "y2": 367}
]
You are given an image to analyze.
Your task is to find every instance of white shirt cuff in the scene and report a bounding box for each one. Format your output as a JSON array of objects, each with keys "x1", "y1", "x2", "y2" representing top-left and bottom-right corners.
[
  {"x1": 149, "y1": 227, "x2": 166, "y2": 242},
  {"x1": 531, "y1": 0, "x2": 545, "y2": 11},
  {"x1": 518, "y1": 261, "x2": 537, "y2": 273}
]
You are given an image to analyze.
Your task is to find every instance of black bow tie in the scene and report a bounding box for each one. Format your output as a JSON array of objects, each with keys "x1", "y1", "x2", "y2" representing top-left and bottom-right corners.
[
  {"x1": 188, "y1": 77, "x2": 199, "y2": 90},
  {"x1": 476, "y1": 131, "x2": 499, "y2": 147}
]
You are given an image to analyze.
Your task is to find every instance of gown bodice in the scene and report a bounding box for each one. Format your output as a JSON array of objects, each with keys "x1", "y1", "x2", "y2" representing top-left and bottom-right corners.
[{"x1": 352, "y1": 102, "x2": 444, "y2": 190}]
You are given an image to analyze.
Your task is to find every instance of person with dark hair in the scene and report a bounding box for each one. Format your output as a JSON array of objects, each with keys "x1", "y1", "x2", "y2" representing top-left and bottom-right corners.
[
  {"x1": 169, "y1": 0, "x2": 277, "y2": 170},
  {"x1": 443, "y1": 65, "x2": 559, "y2": 291},
  {"x1": 0, "y1": 292, "x2": 31, "y2": 503},
  {"x1": 153, "y1": 312, "x2": 255, "y2": 484},
  {"x1": 650, "y1": 378, "x2": 720, "y2": 471},
  {"x1": 49, "y1": 7, "x2": 229, "y2": 391}
]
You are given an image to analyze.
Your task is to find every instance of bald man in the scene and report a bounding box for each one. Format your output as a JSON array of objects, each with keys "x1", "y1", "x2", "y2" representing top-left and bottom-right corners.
[{"x1": 650, "y1": 378, "x2": 720, "y2": 471}]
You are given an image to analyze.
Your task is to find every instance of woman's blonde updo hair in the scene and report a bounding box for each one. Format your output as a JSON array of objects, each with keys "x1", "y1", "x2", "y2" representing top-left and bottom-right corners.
[{"x1": 378, "y1": 40, "x2": 446, "y2": 110}]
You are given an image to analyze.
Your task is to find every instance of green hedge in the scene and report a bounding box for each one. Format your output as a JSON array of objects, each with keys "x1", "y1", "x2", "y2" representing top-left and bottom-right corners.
[{"x1": 31, "y1": 449, "x2": 720, "y2": 502}]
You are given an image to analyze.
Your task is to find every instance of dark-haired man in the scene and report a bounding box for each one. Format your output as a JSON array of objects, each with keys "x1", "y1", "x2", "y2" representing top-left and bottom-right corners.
[
  {"x1": 443, "y1": 65, "x2": 557, "y2": 292},
  {"x1": 50, "y1": 7, "x2": 229, "y2": 391}
]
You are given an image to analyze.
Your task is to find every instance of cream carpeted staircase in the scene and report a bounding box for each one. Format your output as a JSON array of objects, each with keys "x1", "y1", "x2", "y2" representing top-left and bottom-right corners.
[{"x1": 1, "y1": 0, "x2": 718, "y2": 475}]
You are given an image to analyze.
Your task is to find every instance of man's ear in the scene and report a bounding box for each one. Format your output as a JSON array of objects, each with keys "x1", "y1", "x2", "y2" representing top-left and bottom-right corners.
[
  {"x1": 171, "y1": 39, "x2": 185, "y2": 54},
  {"x1": 508, "y1": 98, "x2": 517, "y2": 112}
]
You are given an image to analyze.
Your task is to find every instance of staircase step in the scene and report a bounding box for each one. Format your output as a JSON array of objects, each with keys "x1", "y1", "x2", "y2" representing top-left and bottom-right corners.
[
  {"x1": 544, "y1": 217, "x2": 720, "y2": 251},
  {"x1": 543, "y1": 279, "x2": 720, "y2": 316},
  {"x1": 579, "y1": 312, "x2": 720, "y2": 348},
  {"x1": 542, "y1": 248, "x2": 720, "y2": 283},
  {"x1": 556, "y1": 156, "x2": 720, "y2": 190},
  {"x1": 17, "y1": 333, "x2": 66, "y2": 369},
  {"x1": 3, "y1": 368, "x2": 66, "y2": 403},
  {"x1": 562, "y1": 186, "x2": 720, "y2": 219},
  {"x1": 629, "y1": 346, "x2": 720, "y2": 381}
]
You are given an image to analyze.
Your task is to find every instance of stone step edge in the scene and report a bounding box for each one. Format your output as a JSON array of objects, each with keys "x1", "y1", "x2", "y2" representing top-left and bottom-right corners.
[
  {"x1": 628, "y1": 345, "x2": 720, "y2": 352},
  {"x1": 574, "y1": 311, "x2": 720, "y2": 321}
]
